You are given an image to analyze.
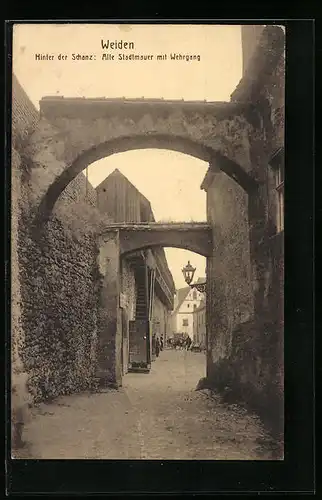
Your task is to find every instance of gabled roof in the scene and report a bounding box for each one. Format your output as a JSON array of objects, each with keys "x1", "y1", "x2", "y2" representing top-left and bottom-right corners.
[
  {"x1": 172, "y1": 286, "x2": 191, "y2": 315},
  {"x1": 97, "y1": 169, "x2": 153, "y2": 211},
  {"x1": 172, "y1": 277, "x2": 205, "y2": 315},
  {"x1": 96, "y1": 168, "x2": 175, "y2": 294}
]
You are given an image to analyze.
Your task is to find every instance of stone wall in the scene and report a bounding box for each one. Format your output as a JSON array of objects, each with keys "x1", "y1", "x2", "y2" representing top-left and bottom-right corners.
[
  {"x1": 38, "y1": 97, "x2": 256, "y2": 181},
  {"x1": 11, "y1": 75, "x2": 40, "y2": 449},
  {"x1": 96, "y1": 232, "x2": 122, "y2": 387},
  {"x1": 204, "y1": 165, "x2": 284, "y2": 439},
  {"x1": 120, "y1": 258, "x2": 137, "y2": 374},
  {"x1": 11, "y1": 75, "x2": 111, "y2": 451},
  {"x1": 19, "y1": 212, "x2": 100, "y2": 402},
  {"x1": 202, "y1": 27, "x2": 284, "y2": 443},
  {"x1": 12, "y1": 75, "x2": 39, "y2": 143},
  {"x1": 241, "y1": 25, "x2": 265, "y2": 76},
  {"x1": 60, "y1": 171, "x2": 97, "y2": 208},
  {"x1": 258, "y1": 51, "x2": 285, "y2": 155},
  {"x1": 205, "y1": 167, "x2": 254, "y2": 363},
  {"x1": 18, "y1": 179, "x2": 111, "y2": 402},
  {"x1": 11, "y1": 147, "x2": 33, "y2": 449}
]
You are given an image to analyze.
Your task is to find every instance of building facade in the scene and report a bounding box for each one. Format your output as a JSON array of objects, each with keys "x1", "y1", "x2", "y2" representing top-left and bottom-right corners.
[
  {"x1": 192, "y1": 299, "x2": 206, "y2": 348},
  {"x1": 171, "y1": 280, "x2": 205, "y2": 339},
  {"x1": 96, "y1": 169, "x2": 175, "y2": 373}
]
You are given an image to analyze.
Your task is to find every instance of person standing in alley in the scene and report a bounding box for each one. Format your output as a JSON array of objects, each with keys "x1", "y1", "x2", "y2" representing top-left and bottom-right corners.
[
  {"x1": 186, "y1": 336, "x2": 192, "y2": 351},
  {"x1": 156, "y1": 336, "x2": 160, "y2": 357}
]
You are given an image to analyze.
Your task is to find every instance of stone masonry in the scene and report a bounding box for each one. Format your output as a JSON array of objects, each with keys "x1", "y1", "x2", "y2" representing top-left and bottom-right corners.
[
  {"x1": 11, "y1": 75, "x2": 110, "y2": 449},
  {"x1": 32, "y1": 97, "x2": 259, "y2": 224},
  {"x1": 11, "y1": 25, "x2": 285, "y2": 450},
  {"x1": 201, "y1": 26, "x2": 285, "y2": 439}
]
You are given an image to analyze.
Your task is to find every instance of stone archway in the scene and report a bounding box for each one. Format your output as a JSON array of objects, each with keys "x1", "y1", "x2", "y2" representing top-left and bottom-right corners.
[
  {"x1": 35, "y1": 134, "x2": 258, "y2": 224},
  {"x1": 12, "y1": 24, "x2": 285, "y2": 440},
  {"x1": 23, "y1": 95, "x2": 266, "y2": 393},
  {"x1": 97, "y1": 228, "x2": 212, "y2": 387},
  {"x1": 107, "y1": 222, "x2": 214, "y2": 258},
  {"x1": 26, "y1": 96, "x2": 260, "y2": 225}
]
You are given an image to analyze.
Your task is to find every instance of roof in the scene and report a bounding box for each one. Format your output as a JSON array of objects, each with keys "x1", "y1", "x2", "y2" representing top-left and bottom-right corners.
[
  {"x1": 97, "y1": 168, "x2": 139, "y2": 193},
  {"x1": 97, "y1": 168, "x2": 156, "y2": 221},
  {"x1": 172, "y1": 286, "x2": 191, "y2": 315},
  {"x1": 96, "y1": 169, "x2": 175, "y2": 293},
  {"x1": 172, "y1": 278, "x2": 205, "y2": 315}
]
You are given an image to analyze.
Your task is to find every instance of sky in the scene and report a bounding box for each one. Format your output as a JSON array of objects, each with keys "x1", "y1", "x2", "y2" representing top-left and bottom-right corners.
[{"x1": 12, "y1": 23, "x2": 243, "y2": 289}]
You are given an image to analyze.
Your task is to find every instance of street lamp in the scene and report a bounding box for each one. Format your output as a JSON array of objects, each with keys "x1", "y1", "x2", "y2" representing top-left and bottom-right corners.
[
  {"x1": 182, "y1": 261, "x2": 207, "y2": 293},
  {"x1": 181, "y1": 260, "x2": 196, "y2": 285}
]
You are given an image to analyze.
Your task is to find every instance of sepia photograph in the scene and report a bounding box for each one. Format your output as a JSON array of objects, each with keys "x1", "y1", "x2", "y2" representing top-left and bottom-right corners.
[{"x1": 10, "y1": 23, "x2": 285, "y2": 463}]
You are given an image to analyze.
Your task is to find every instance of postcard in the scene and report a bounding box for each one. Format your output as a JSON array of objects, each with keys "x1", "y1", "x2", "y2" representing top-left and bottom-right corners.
[{"x1": 9, "y1": 21, "x2": 291, "y2": 493}]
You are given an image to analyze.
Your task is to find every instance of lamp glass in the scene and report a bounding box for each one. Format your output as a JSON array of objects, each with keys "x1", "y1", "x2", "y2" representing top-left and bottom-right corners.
[{"x1": 182, "y1": 260, "x2": 196, "y2": 285}]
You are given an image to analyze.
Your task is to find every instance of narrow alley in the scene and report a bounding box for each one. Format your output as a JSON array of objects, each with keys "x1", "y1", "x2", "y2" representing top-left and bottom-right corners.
[{"x1": 17, "y1": 349, "x2": 277, "y2": 460}]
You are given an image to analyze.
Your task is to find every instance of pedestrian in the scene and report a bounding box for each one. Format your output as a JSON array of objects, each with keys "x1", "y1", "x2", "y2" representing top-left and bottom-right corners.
[
  {"x1": 152, "y1": 334, "x2": 157, "y2": 361},
  {"x1": 160, "y1": 337, "x2": 164, "y2": 351},
  {"x1": 156, "y1": 336, "x2": 160, "y2": 357},
  {"x1": 186, "y1": 336, "x2": 192, "y2": 350}
]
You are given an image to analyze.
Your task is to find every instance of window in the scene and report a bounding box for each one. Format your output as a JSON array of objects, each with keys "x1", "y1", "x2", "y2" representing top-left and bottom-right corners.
[
  {"x1": 182, "y1": 319, "x2": 188, "y2": 327},
  {"x1": 270, "y1": 149, "x2": 284, "y2": 233},
  {"x1": 193, "y1": 290, "x2": 197, "y2": 300},
  {"x1": 187, "y1": 303, "x2": 190, "y2": 308}
]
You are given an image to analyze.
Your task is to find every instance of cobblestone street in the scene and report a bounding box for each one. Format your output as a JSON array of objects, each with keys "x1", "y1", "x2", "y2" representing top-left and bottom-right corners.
[{"x1": 16, "y1": 349, "x2": 277, "y2": 460}]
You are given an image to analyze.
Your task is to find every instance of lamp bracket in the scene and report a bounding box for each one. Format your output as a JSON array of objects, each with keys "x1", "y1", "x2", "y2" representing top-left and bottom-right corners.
[{"x1": 190, "y1": 282, "x2": 206, "y2": 293}]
